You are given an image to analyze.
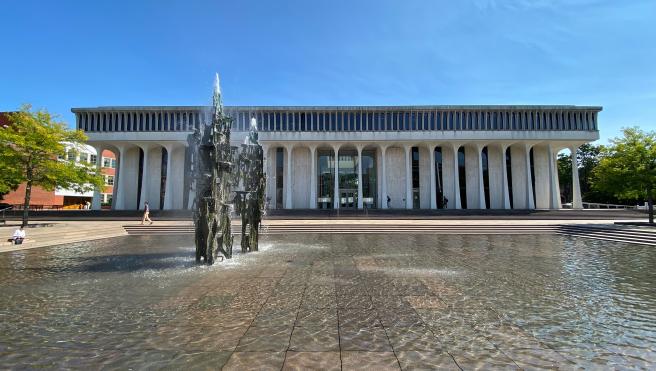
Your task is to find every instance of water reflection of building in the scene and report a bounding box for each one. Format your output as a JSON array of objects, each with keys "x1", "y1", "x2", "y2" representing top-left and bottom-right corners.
[{"x1": 72, "y1": 105, "x2": 600, "y2": 211}]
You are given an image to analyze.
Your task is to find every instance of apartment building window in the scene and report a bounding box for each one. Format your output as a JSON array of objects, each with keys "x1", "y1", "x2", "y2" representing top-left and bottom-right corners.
[
  {"x1": 104, "y1": 175, "x2": 114, "y2": 186},
  {"x1": 90, "y1": 154, "x2": 97, "y2": 164},
  {"x1": 102, "y1": 157, "x2": 116, "y2": 168},
  {"x1": 102, "y1": 193, "x2": 113, "y2": 204},
  {"x1": 79, "y1": 153, "x2": 89, "y2": 163}
]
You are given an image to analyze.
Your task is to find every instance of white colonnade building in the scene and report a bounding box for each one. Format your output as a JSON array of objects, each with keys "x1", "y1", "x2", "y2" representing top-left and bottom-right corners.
[{"x1": 72, "y1": 105, "x2": 600, "y2": 211}]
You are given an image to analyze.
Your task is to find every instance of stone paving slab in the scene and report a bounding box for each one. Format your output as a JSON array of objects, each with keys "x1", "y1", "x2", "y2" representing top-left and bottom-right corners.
[{"x1": 1, "y1": 233, "x2": 654, "y2": 369}]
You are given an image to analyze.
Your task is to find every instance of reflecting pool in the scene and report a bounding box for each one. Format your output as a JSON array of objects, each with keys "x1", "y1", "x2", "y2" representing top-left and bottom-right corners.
[{"x1": 1, "y1": 233, "x2": 655, "y2": 369}]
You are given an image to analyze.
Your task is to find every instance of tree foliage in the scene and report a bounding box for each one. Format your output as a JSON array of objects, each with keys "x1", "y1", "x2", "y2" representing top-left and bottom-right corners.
[
  {"x1": 0, "y1": 152, "x2": 22, "y2": 196},
  {"x1": 0, "y1": 105, "x2": 103, "y2": 225},
  {"x1": 557, "y1": 144, "x2": 614, "y2": 204},
  {"x1": 557, "y1": 152, "x2": 573, "y2": 203},
  {"x1": 592, "y1": 127, "x2": 656, "y2": 223}
]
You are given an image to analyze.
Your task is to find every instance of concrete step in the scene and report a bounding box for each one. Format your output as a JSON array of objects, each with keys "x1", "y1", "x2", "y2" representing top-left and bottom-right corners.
[
  {"x1": 123, "y1": 224, "x2": 560, "y2": 235},
  {"x1": 121, "y1": 223, "x2": 656, "y2": 246},
  {"x1": 560, "y1": 225, "x2": 656, "y2": 238},
  {"x1": 557, "y1": 226, "x2": 656, "y2": 246},
  {"x1": 557, "y1": 232, "x2": 656, "y2": 246}
]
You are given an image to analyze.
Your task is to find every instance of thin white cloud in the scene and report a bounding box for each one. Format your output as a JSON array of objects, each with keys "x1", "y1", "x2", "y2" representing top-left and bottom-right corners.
[{"x1": 472, "y1": 0, "x2": 609, "y2": 11}]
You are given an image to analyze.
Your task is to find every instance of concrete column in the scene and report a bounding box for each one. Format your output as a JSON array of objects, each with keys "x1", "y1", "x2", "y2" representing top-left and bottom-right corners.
[
  {"x1": 487, "y1": 144, "x2": 504, "y2": 209},
  {"x1": 333, "y1": 144, "x2": 340, "y2": 209},
  {"x1": 357, "y1": 145, "x2": 364, "y2": 209},
  {"x1": 548, "y1": 145, "x2": 562, "y2": 209},
  {"x1": 405, "y1": 144, "x2": 413, "y2": 209},
  {"x1": 465, "y1": 145, "x2": 480, "y2": 209},
  {"x1": 139, "y1": 144, "x2": 150, "y2": 210},
  {"x1": 381, "y1": 145, "x2": 388, "y2": 209},
  {"x1": 477, "y1": 144, "x2": 487, "y2": 209},
  {"x1": 91, "y1": 144, "x2": 103, "y2": 210},
  {"x1": 114, "y1": 145, "x2": 126, "y2": 209},
  {"x1": 532, "y1": 145, "x2": 549, "y2": 209},
  {"x1": 548, "y1": 145, "x2": 561, "y2": 209},
  {"x1": 452, "y1": 144, "x2": 462, "y2": 209},
  {"x1": 553, "y1": 151, "x2": 563, "y2": 208},
  {"x1": 285, "y1": 144, "x2": 294, "y2": 209},
  {"x1": 525, "y1": 145, "x2": 535, "y2": 209},
  {"x1": 163, "y1": 144, "x2": 174, "y2": 210},
  {"x1": 571, "y1": 146, "x2": 583, "y2": 209},
  {"x1": 501, "y1": 145, "x2": 511, "y2": 209},
  {"x1": 146, "y1": 146, "x2": 163, "y2": 210},
  {"x1": 310, "y1": 145, "x2": 317, "y2": 209},
  {"x1": 427, "y1": 144, "x2": 437, "y2": 209}
]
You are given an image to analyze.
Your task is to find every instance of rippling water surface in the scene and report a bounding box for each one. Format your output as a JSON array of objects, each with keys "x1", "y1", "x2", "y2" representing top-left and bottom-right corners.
[{"x1": 1, "y1": 233, "x2": 655, "y2": 369}]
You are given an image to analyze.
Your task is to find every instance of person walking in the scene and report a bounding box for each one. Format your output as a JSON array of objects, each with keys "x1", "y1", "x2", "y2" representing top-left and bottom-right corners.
[{"x1": 141, "y1": 202, "x2": 153, "y2": 225}]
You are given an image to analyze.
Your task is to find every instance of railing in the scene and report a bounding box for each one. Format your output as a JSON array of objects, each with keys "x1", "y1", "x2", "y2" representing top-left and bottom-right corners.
[
  {"x1": 563, "y1": 202, "x2": 636, "y2": 209},
  {"x1": 1, "y1": 206, "x2": 12, "y2": 225}
]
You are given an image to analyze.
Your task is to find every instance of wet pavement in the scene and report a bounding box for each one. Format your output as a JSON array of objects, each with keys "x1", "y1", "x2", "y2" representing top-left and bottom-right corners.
[{"x1": 1, "y1": 233, "x2": 655, "y2": 369}]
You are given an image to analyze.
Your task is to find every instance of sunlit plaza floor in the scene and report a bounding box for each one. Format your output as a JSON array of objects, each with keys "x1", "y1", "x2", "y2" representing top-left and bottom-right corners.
[{"x1": 1, "y1": 233, "x2": 655, "y2": 369}]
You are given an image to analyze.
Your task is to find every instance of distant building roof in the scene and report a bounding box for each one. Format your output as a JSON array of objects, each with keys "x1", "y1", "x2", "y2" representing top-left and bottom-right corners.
[{"x1": 0, "y1": 112, "x2": 13, "y2": 127}]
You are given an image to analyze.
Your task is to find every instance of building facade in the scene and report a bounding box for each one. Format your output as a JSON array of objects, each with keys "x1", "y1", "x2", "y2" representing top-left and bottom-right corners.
[
  {"x1": 72, "y1": 105, "x2": 600, "y2": 211},
  {"x1": 1, "y1": 143, "x2": 116, "y2": 209}
]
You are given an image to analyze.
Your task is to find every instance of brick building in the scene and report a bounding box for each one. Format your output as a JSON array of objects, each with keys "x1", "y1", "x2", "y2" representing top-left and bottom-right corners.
[{"x1": 0, "y1": 112, "x2": 116, "y2": 209}]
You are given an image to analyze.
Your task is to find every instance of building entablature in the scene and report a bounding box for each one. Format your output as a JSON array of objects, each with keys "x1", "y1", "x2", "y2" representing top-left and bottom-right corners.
[{"x1": 73, "y1": 105, "x2": 601, "y2": 134}]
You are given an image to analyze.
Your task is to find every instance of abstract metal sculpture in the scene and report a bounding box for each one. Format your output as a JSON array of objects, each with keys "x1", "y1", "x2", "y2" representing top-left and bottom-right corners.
[
  {"x1": 189, "y1": 74, "x2": 234, "y2": 264},
  {"x1": 234, "y1": 118, "x2": 266, "y2": 252},
  {"x1": 188, "y1": 74, "x2": 266, "y2": 264}
]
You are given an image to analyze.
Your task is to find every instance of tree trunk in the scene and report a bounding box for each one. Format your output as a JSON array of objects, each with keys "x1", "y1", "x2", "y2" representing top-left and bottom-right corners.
[
  {"x1": 22, "y1": 179, "x2": 32, "y2": 226},
  {"x1": 648, "y1": 189, "x2": 654, "y2": 225}
]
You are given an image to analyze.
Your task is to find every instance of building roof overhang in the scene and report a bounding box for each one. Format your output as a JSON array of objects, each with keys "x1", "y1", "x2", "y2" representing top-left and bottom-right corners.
[{"x1": 72, "y1": 105, "x2": 603, "y2": 113}]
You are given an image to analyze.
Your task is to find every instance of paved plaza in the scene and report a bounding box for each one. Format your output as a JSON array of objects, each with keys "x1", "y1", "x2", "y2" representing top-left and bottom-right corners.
[
  {"x1": 1, "y1": 232, "x2": 654, "y2": 369},
  {"x1": 0, "y1": 208, "x2": 650, "y2": 252}
]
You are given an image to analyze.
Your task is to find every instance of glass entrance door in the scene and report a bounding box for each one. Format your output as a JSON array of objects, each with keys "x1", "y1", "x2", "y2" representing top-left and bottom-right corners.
[{"x1": 340, "y1": 190, "x2": 357, "y2": 209}]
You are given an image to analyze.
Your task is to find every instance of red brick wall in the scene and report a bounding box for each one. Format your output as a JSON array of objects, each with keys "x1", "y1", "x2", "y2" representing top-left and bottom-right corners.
[
  {"x1": 0, "y1": 112, "x2": 10, "y2": 126},
  {"x1": 101, "y1": 149, "x2": 116, "y2": 194},
  {"x1": 1, "y1": 184, "x2": 64, "y2": 206}
]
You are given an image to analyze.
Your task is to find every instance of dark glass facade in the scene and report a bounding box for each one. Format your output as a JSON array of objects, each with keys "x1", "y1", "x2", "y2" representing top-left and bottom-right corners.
[
  {"x1": 317, "y1": 150, "x2": 334, "y2": 209},
  {"x1": 276, "y1": 148, "x2": 284, "y2": 209},
  {"x1": 361, "y1": 150, "x2": 377, "y2": 208}
]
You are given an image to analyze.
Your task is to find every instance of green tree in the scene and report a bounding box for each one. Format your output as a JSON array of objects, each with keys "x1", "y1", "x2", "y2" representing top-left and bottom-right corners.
[
  {"x1": 0, "y1": 105, "x2": 103, "y2": 225},
  {"x1": 558, "y1": 144, "x2": 610, "y2": 204},
  {"x1": 577, "y1": 144, "x2": 602, "y2": 200},
  {"x1": 593, "y1": 127, "x2": 656, "y2": 223},
  {"x1": 558, "y1": 152, "x2": 572, "y2": 203}
]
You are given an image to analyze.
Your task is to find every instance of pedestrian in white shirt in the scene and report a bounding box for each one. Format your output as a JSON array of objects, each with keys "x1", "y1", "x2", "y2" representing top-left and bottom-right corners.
[
  {"x1": 141, "y1": 202, "x2": 153, "y2": 225},
  {"x1": 12, "y1": 226, "x2": 26, "y2": 245}
]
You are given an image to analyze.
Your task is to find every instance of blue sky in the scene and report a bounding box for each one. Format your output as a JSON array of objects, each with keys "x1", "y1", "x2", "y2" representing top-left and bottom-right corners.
[{"x1": 1, "y1": 0, "x2": 654, "y2": 143}]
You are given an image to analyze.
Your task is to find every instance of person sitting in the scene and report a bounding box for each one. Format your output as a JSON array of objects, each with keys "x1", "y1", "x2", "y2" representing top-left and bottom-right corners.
[{"x1": 12, "y1": 225, "x2": 26, "y2": 245}]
